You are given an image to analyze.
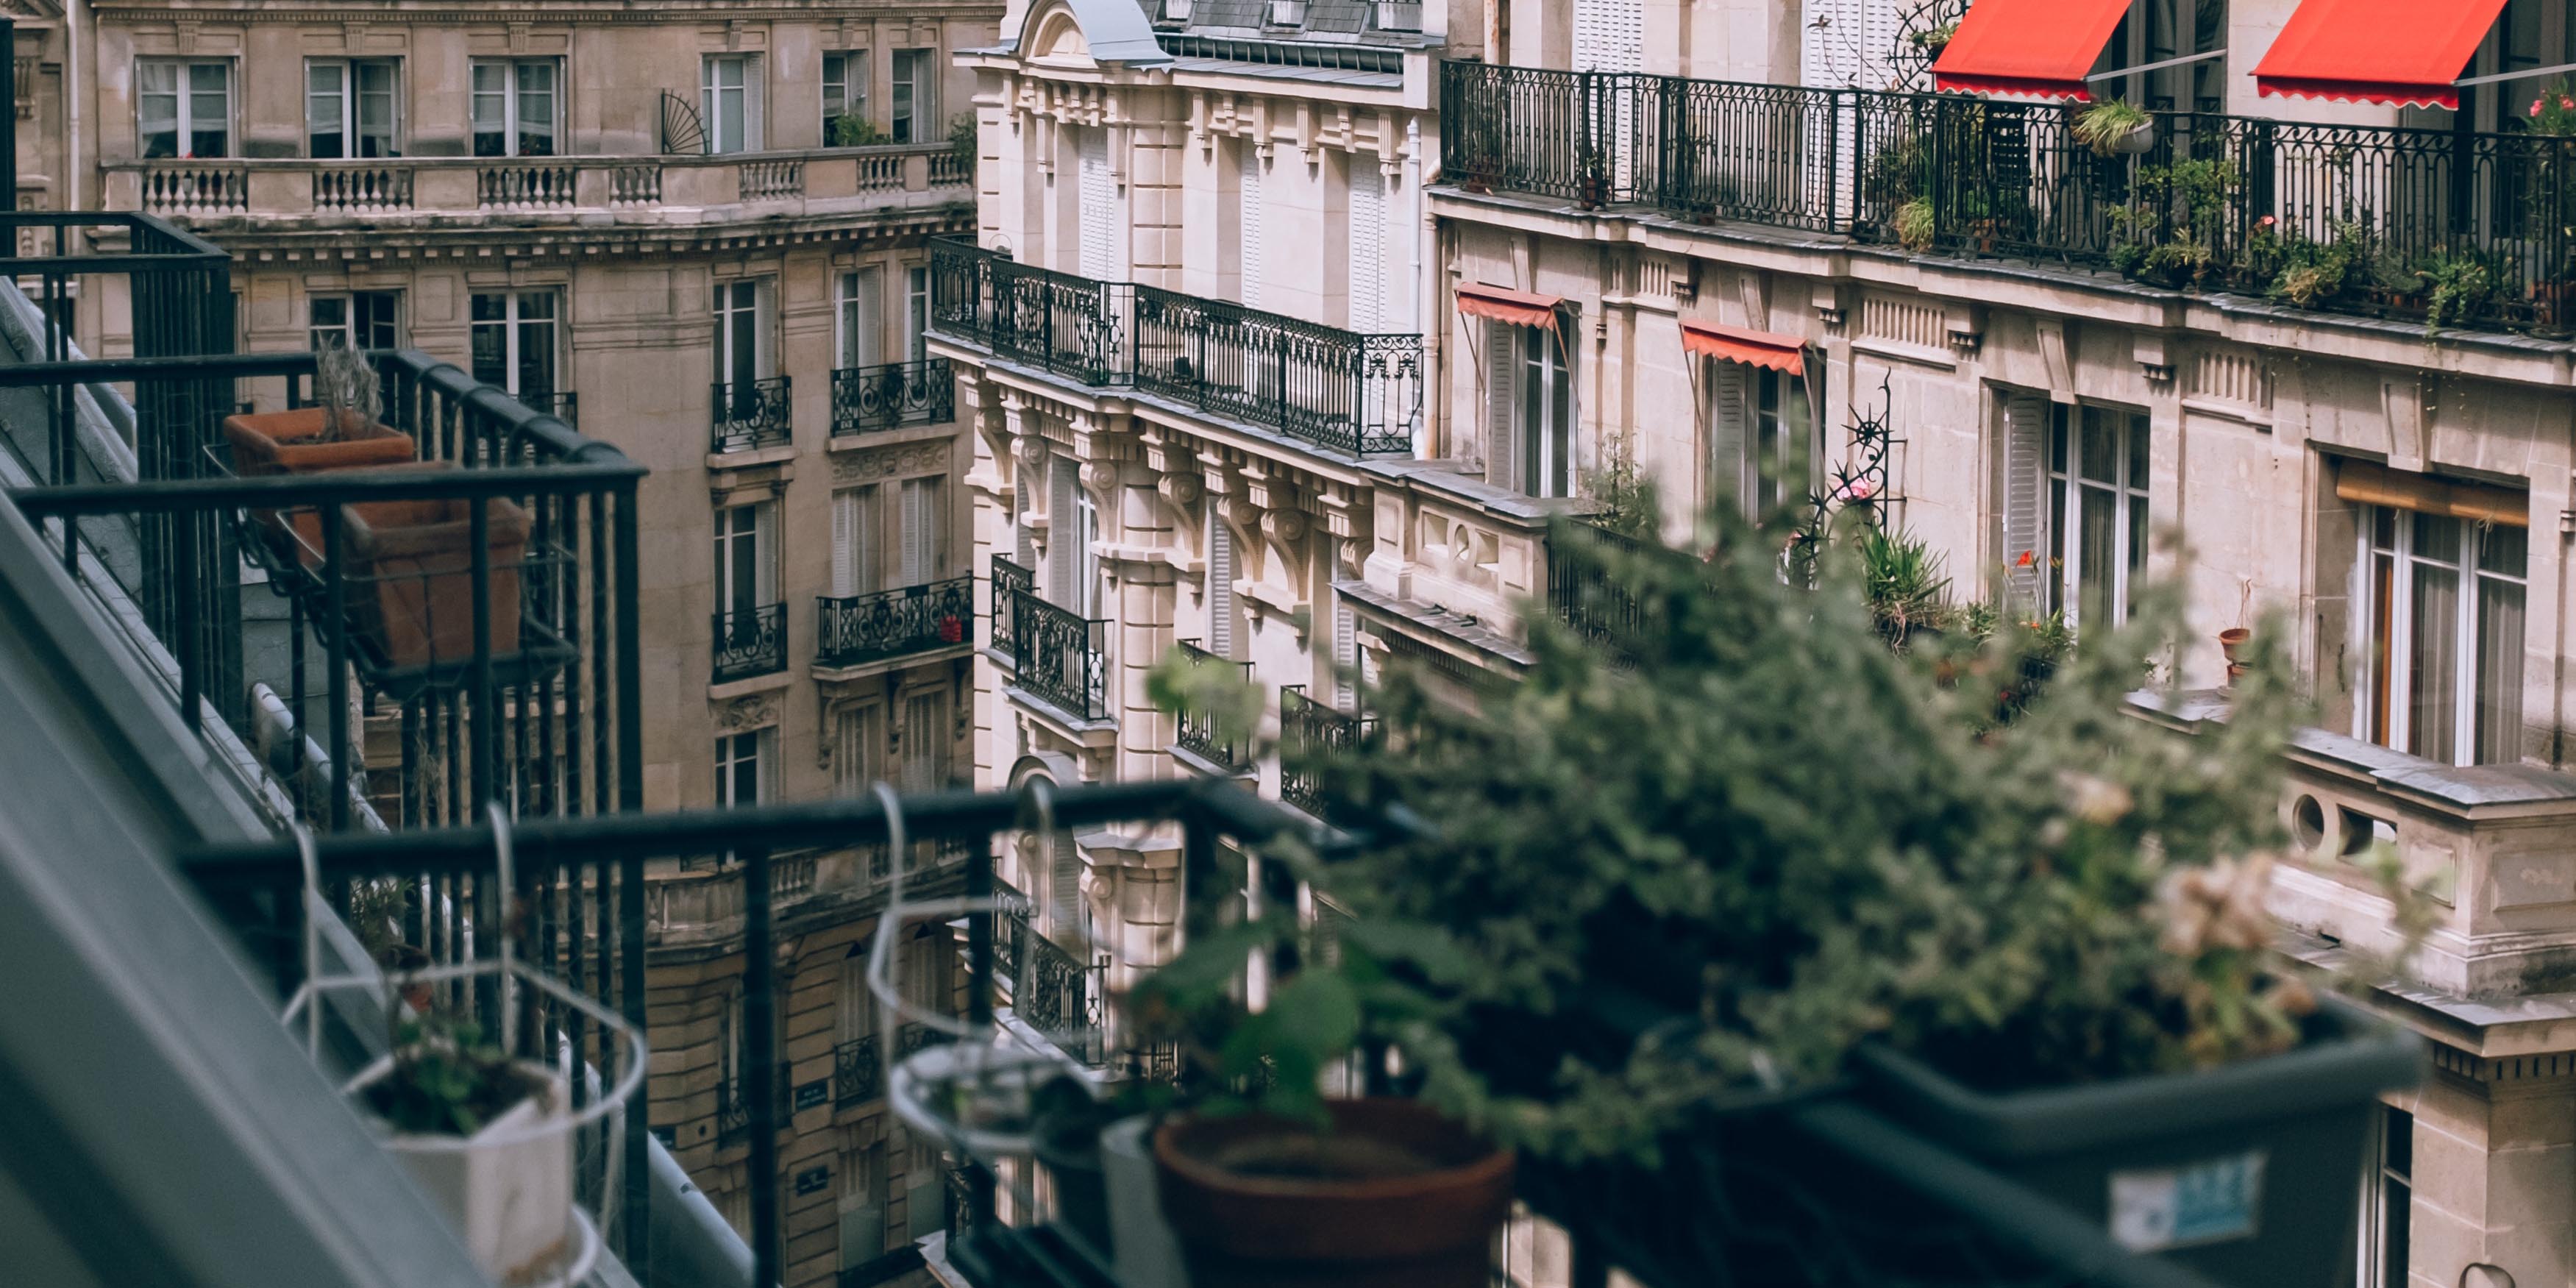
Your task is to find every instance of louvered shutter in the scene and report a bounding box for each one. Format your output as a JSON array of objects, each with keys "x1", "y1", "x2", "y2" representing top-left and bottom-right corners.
[
  {"x1": 1048, "y1": 457, "x2": 1078, "y2": 607},
  {"x1": 899, "y1": 479, "x2": 926, "y2": 586},
  {"x1": 1484, "y1": 320, "x2": 1518, "y2": 491},
  {"x1": 1049, "y1": 829, "x2": 1081, "y2": 935},
  {"x1": 903, "y1": 689, "x2": 944, "y2": 791},
  {"x1": 1078, "y1": 129, "x2": 1117, "y2": 281},
  {"x1": 1349, "y1": 168, "x2": 1387, "y2": 334},
  {"x1": 1708, "y1": 360, "x2": 1748, "y2": 519},
  {"x1": 1334, "y1": 599, "x2": 1359, "y2": 707},
  {"x1": 831, "y1": 488, "x2": 858, "y2": 597},
  {"x1": 1207, "y1": 518, "x2": 1238, "y2": 659},
  {"x1": 2002, "y1": 391, "x2": 2049, "y2": 609},
  {"x1": 1573, "y1": 0, "x2": 1643, "y2": 191},
  {"x1": 1239, "y1": 143, "x2": 1264, "y2": 309}
]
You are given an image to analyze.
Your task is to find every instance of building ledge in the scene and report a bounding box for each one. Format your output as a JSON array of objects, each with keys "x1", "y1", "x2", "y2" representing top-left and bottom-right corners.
[
  {"x1": 1338, "y1": 577, "x2": 1534, "y2": 670},
  {"x1": 814, "y1": 643, "x2": 972, "y2": 686},
  {"x1": 2288, "y1": 932, "x2": 2576, "y2": 1059},
  {"x1": 2129, "y1": 688, "x2": 2576, "y2": 818},
  {"x1": 1006, "y1": 686, "x2": 1118, "y2": 749},
  {"x1": 708, "y1": 667, "x2": 797, "y2": 703}
]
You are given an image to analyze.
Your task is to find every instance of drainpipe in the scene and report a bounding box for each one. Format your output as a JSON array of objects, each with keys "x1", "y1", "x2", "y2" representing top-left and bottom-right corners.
[
  {"x1": 2555, "y1": 501, "x2": 2571, "y2": 769},
  {"x1": 1406, "y1": 115, "x2": 1425, "y2": 455},
  {"x1": 0, "y1": 16, "x2": 16, "y2": 255}
]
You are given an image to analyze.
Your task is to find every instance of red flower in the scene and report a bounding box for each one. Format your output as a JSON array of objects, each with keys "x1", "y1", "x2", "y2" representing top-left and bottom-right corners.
[
  {"x1": 939, "y1": 616, "x2": 964, "y2": 644},
  {"x1": 2015, "y1": 550, "x2": 2035, "y2": 568}
]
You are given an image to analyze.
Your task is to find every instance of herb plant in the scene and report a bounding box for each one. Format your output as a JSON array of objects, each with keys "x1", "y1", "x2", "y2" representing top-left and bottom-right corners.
[{"x1": 365, "y1": 1011, "x2": 547, "y2": 1138}]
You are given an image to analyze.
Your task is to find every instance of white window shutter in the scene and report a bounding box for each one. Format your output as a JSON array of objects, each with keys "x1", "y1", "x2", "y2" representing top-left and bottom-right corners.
[
  {"x1": 1238, "y1": 143, "x2": 1264, "y2": 310},
  {"x1": 1049, "y1": 830, "x2": 1081, "y2": 934},
  {"x1": 1048, "y1": 457, "x2": 1078, "y2": 607},
  {"x1": 754, "y1": 278, "x2": 778, "y2": 378},
  {"x1": 2002, "y1": 391, "x2": 2049, "y2": 609},
  {"x1": 1708, "y1": 360, "x2": 1748, "y2": 519},
  {"x1": 853, "y1": 268, "x2": 884, "y2": 368},
  {"x1": 831, "y1": 488, "x2": 858, "y2": 598},
  {"x1": 1208, "y1": 519, "x2": 1237, "y2": 659},
  {"x1": 900, "y1": 478, "x2": 931, "y2": 586},
  {"x1": 1484, "y1": 320, "x2": 1518, "y2": 491},
  {"x1": 1078, "y1": 129, "x2": 1117, "y2": 281},
  {"x1": 746, "y1": 54, "x2": 766, "y2": 151},
  {"x1": 755, "y1": 501, "x2": 778, "y2": 601},
  {"x1": 1334, "y1": 599, "x2": 1359, "y2": 706},
  {"x1": 1348, "y1": 168, "x2": 1387, "y2": 334}
]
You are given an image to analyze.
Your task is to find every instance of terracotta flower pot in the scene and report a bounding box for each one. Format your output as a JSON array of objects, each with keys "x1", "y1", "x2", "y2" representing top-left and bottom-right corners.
[
  {"x1": 2218, "y1": 626, "x2": 2252, "y2": 664},
  {"x1": 1153, "y1": 1099, "x2": 1515, "y2": 1288},
  {"x1": 342, "y1": 494, "x2": 533, "y2": 669},
  {"x1": 224, "y1": 406, "x2": 419, "y2": 555}
]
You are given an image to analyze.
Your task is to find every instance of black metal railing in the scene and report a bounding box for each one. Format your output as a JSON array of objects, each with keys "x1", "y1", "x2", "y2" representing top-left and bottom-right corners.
[
  {"x1": 713, "y1": 603, "x2": 786, "y2": 683},
  {"x1": 833, "y1": 1032, "x2": 883, "y2": 1107},
  {"x1": 831, "y1": 358, "x2": 956, "y2": 436},
  {"x1": 1015, "y1": 923, "x2": 1103, "y2": 1065},
  {"x1": 1278, "y1": 683, "x2": 1371, "y2": 816},
  {"x1": 931, "y1": 238, "x2": 1424, "y2": 452},
  {"x1": 717, "y1": 1067, "x2": 794, "y2": 1147},
  {"x1": 1173, "y1": 638, "x2": 1253, "y2": 772},
  {"x1": 1442, "y1": 61, "x2": 2576, "y2": 334},
  {"x1": 816, "y1": 577, "x2": 972, "y2": 668},
  {"x1": 516, "y1": 388, "x2": 578, "y2": 428},
  {"x1": 989, "y1": 555, "x2": 1033, "y2": 661},
  {"x1": 1549, "y1": 522, "x2": 1655, "y2": 653},
  {"x1": 1008, "y1": 589, "x2": 1109, "y2": 721},
  {"x1": 711, "y1": 375, "x2": 791, "y2": 453}
]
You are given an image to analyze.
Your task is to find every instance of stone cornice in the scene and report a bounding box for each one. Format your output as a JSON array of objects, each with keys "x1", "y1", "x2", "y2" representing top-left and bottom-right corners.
[
  {"x1": 97, "y1": 1, "x2": 992, "y2": 25},
  {"x1": 171, "y1": 205, "x2": 972, "y2": 263}
]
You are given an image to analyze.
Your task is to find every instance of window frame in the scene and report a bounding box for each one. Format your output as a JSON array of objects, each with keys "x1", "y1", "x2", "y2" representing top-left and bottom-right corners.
[
  {"x1": 471, "y1": 58, "x2": 559, "y2": 159},
  {"x1": 2355, "y1": 500, "x2": 2528, "y2": 766},
  {"x1": 890, "y1": 49, "x2": 935, "y2": 143},
  {"x1": 904, "y1": 266, "x2": 931, "y2": 365},
  {"x1": 469, "y1": 289, "x2": 562, "y2": 399},
  {"x1": 837, "y1": 267, "x2": 883, "y2": 370},
  {"x1": 138, "y1": 58, "x2": 234, "y2": 160},
  {"x1": 700, "y1": 53, "x2": 763, "y2": 154},
  {"x1": 823, "y1": 51, "x2": 869, "y2": 144},
  {"x1": 1515, "y1": 324, "x2": 1573, "y2": 499},
  {"x1": 712, "y1": 278, "x2": 774, "y2": 388},
  {"x1": 305, "y1": 57, "x2": 402, "y2": 160},
  {"x1": 713, "y1": 499, "x2": 779, "y2": 618},
  {"x1": 715, "y1": 727, "x2": 772, "y2": 809},
  {"x1": 307, "y1": 291, "x2": 402, "y2": 352},
  {"x1": 2358, "y1": 1105, "x2": 2411, "y2": 1288},
  {"x1": 1704, "y1": 357, "x2": 1814, "y2": 522},
  {"x1": 2043, "y1": 402, "x2": 2151, "y2": 633}
]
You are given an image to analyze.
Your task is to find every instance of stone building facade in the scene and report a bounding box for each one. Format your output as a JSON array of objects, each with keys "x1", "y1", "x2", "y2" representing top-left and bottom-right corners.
[{"x1": 18, "y1": 0, "x2": 1004, "y2": 1281}]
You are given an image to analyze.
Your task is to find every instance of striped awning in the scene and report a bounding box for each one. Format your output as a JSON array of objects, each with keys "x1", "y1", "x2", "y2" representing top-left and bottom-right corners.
[
  {"x1": 1456, "y1": 282, "x2": 1562, "y2": 331},
  {"x1": 1679, "y1": 319, "x2": 1806, "y2": 372},
  {"x1": 1929, "y1": 0, "x2": 2132, "y2": 101}
]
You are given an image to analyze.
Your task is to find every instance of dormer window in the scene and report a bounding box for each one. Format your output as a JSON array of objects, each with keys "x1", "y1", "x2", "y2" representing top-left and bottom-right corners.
[
  {"x1": 1159, "y1": 0, "x2": 1192, "y2": 23},
  {"x1": 1265, "y1": 1, "x2": 1307, "y2": 26},
  {"x1": 1373, "y1": 1, "x2": 1423, "y2": 31}
]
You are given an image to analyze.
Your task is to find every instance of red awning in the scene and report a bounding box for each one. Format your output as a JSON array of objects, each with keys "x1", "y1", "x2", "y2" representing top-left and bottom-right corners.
[
  {"x1": 1929, "y1": 0, "x2": 2131, "y2": 101},
  {"x1": 1456, "y1": 282, "x2": 1562, "y2": 331},
  {"x1": 1680, "y1": 319, "x2": 1805, "y2": 372},
  {"x1": 2253, "y1": 0, "x2": 2507, "y2": 110}
]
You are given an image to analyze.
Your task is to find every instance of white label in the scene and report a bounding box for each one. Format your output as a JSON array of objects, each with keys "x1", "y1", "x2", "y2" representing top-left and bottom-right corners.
[{"x1": 2107, "y1": 1150, "x2": 2266, "y2": 1253}]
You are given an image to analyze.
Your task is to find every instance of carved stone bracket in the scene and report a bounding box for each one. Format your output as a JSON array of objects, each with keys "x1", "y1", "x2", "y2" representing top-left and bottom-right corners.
[{"x1": 716, "y1": 691, "x2": 778, "y2": 733}]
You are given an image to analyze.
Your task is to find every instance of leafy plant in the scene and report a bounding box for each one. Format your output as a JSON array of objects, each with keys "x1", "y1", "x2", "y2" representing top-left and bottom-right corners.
[
  {"x1": 2071, "y1": 99, "x2": 2152, "y2": 157},
  {"x1": 2527, "y1": 79, "x2": 2576, "y2": 136},
  {"x1": 364, "y1": 1012, "x2": 547, "y2": 1138},
  {"x1": 2110, "y1": 158, "x2": 2240, "y2": 288},
  {"x1": 830, "y1": 114, "x2": 890, "y2": 147},
  {"x1": 1583, "y1": 456, "x2": 1662, "y2": 544},
  {"x1": 1894, "y1": 196, "x2": 1936, "y2": 252},
  {"x1": 1857, "y1": 527, "x2": 1951, "y2": 643},
  {"x1": 2412, "y1": 249, "x2": 2505, "y2": 333},
  {"x1": 949, "y1": 113, "x2": 979, "y2": 173}
]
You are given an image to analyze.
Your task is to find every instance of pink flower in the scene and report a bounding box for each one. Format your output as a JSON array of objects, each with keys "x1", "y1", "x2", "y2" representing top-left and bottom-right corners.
[
  {"x1": 2257, "y1": 215, "x2": 2277, "y2": 229},
  {"x1": 2558, "y1": 95, "x2": 2570, "y2": 110},
  {"x1": 2534, "y1": 99, "x2": 2547, "y2": 117}
]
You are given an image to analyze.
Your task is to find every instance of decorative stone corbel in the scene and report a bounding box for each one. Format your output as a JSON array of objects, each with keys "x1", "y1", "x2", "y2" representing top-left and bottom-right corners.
[
  {"x1": 1812, "y1": 282, "x2": 1847, "y2": 330},
  {"x1": 2134, "y1": 332, "x2": 2175, "y2": 386},
  {"x1": 1946, "y1": 302, "x2": 1986, "y2": 358}
]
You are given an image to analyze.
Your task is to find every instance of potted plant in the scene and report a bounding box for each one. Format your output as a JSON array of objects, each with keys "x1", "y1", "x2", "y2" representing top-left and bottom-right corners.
[
  {"x1": 1157, "y1": 491, "x2": 2427, "y2": 1278},
  {"x1": 223, "y1": 344, "x2": 415, "y2": 477},
  {"x1": 2072, "y1": 99, "x2": 2155, "y2": 157},
  {"x1": 1894, "y1": 195, "x2": 1936, "y2": 252},
  {"x1": 341, "y1": 494, "x2": 533, "y2": 668},
  {"x1": 361, "y1": 1011, "x2": 574, "y2": 1286}
]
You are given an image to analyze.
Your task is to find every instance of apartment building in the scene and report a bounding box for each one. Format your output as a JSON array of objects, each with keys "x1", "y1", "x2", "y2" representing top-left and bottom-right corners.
[{"x1": 8, "y1": 3, "x2": 1002, "y2": 1282}]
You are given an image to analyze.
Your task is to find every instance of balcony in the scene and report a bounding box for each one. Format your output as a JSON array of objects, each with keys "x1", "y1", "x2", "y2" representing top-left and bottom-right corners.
[
  {"x1": 990, "y1": 554, "x2": 1033, "y2": 661},
  {"x1": 998, "y1": 900, "x2": 1105, "y2": 1065},
  {"x1": 1172, "y1": 638, "x2": 1253, "y2": 773},
  {"x1": 1278, "y1": 683, "x2": 1371, "y2": 816},
  {"x1": 1008, "y1": 588, "x2": 1109, "y2": 722},
  {"x1": 711, "y1": 375, "x2": 791, "y2": 454},
  {"x1": 514, "y1": 388, "x2": 578, "y2": 428},
  {"x1": 834, "y1": 1022, "x2": 956, "y2": 1108},
  {"x1": 717, "y1": 1067, "x2": 795, "y2": 1148},
  {"x1": 105, "y1": 143, "x2": 969, "y2": 229},
  {"x1": 816, "y1": 576, "x2": 972, "y2": 669},
  {"x1": 930, "y1": 238, "x2": 1423, "y2": 456},
  {"x1": 713, "y1": 602, "x2": 787, "y2": 683},
  {"x1": 831, "y1": 357, "x2": 956, "y2": 438},
  {"x1": 1440, "y1": 62, "x2": 2576, "y2": 336}
]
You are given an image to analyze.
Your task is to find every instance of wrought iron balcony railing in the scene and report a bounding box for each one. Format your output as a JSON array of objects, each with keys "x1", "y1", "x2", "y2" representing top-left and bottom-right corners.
[
  {"x1": 717, "y1": 1067, "x2": 794, "y2": 1147},
  {"x1": 711, "y1": 375, "x2": 791, "y2": 453},
  {"x1": 713, "y1": 603, "x2": 787, "y2": 683},
  {"x1": 1440, "y1": 60, "x2": 2576, "y2": 335},
  {"x1": 830, "y1": 358, "x2": 956, "y2": 436},
  {"x1": 1279, "y1": 683, "x2": 1372, "y2": 816},
  {"x1": 514, "y1": 388, "x2": 578, "y2": 427},
  {"x1": 1549, "y1": 521, "x2": 1656, "y2": 655},
  {"x1": 1173, "y1": 638, "x2": 1253, "y2": 772},
  {"x1": 816, "y1": 577, "x2": 972, "y2": 668},
  {"x1": 990, "y1": 555, "x2": 1033, "y2": 661},
  {"x1": 1008, "y1": 588, "x2": 1109, "y2": 721},
  {"x1": 930, "y1": 238, "x2": 1422, "y2": 455}
]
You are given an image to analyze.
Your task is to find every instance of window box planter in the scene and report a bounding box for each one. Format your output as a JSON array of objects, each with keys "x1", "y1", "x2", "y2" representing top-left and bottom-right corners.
[
  {"x1": 375, "y1": 1066, "x2": 578, "y2": 1287},
  {"x1": 342, "y1": 494, "x2": 533, "y2": 668},
  {"x1": 1851, "y1": 1001, "x2": 2421, "y2": 1278},
  {"x1": 1152, "y1": 1098, "x2": 1514, "y2": 1288},
  {"x1": 222, "y1": 406, "x2": 419, "y2": 552}
]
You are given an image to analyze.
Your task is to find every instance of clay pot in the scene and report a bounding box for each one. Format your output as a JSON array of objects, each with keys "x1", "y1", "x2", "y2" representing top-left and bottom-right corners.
[
  {"x1": 224, "y1": 406, "x2": 419, "y2": 555},
  {"x1": 342, "y1": 494, "x2": 533, "y2": 669},
  {"x1": 1153, "y1": 1099, "x2": 1514, "y2": 1288},
  {"x1": 2219, "y1": 626, "x2": 2252, "y2": 665}
]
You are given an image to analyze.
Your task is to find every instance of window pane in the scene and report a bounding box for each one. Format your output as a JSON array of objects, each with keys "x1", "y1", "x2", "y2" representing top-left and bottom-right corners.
[
  {"x1": 2408, "y1": 549, "x2": 2460, "y2": 762},
  {"x1": 2477, "y1": 569, "x2": 2527, "y2": 765},
  {"x1": 2079, "y1": 407, "x2": 2119, "y2": 484},
  {"x1": 141, "y1": 71, "x2": 179, "y2": 159},
  {"x1": 519, "y1": 65, "x2": 555, "y2": 157},
  {"x1": 469, "y1": 294, "x2": 507, "y2": 386},
  {"x1": 2369, "y1": 548, "x2": 2396, "y2": 747},
  {"x1": 2126, "y1": 411, "x2": 2149, "y2": 489},
  {"x1": 518, "y1": 313, "x2": 556, "y2": 395},
  {"x1": 307, "y1": 64, "x2": 344, "y2": 160},
  {"x1": 357, "y1": 63, "x2": 396, "y2": 157},
  {"x1": 2079, "y1": 485, "x2": 2116, "y2": 626},
  {"x1": 2049, "y1": 404, "x2": 2068, "y2": 475},
  {"x1": 2048, "y1": 474, "x2": 2068, "y2": 616}
]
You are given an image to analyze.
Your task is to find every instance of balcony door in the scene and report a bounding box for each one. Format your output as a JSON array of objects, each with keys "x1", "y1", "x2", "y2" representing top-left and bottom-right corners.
[
  {"x1": 1486, "y1": 321, "x2": 1572, "y2": 499},
  {"x1": 472, "y1": 60, "x2": 558, "y2": 157},
  {"x1": 306, "y1": 60, "x2": 400, "y2": 159},
  {"x1": 1076, "y1": 128, "x2": 1118, "y2": 282},
  {"x1": 700, "y1": 54, "x2": 763, "y2": 154},
  {"x1": 839, "y1": 268, "x2": 883, "y2": 369},
  {"x1": 891, "y1": 49, "x2": 936, "y2": 143},
  {"x1": 714, "y1": 279, "x2": 774, "y2": 416},
  {"x1": 832, "y1": 485, "x2": 880, "y2": 599},
  {"x1": 470, "y1": 290, "x2": 560, "y2": 403},
  {"x1": 2353, "y1": 486, "x2": 2529, "y2": 766},
  {"x1": 715, "y1": 499, "x2": 778, "y2": 629}
]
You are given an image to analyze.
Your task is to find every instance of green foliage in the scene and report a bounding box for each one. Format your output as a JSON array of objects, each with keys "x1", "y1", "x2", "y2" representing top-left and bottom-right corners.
[
  {"x1": 1583, "y1": 456, "x2": 1663, "y2": 544},
  {"x1": 2410, "y1": 248, "x2": 2506, "y2": 334},
  {"x1": 830, "y1": 114, "x2": 891, "y2": 147},
  {"x1": 2525, "y1": 79, "x2": 2576, "y2": 136},
  {"x1": 1893, "y1": 196, "x2": 1936, "y2": 252},
  {"x1": 2071, "y1": 99, "x2": 2152, "y2": 157},
  {"x1": 949, "y1": 113, "x2": 978, "y2": 172},
  {"x1": 364, "y1": 1012, "x2": 546, "y2": 1138},
  {"x1": 2110, "y1": 159, "x2": 2240, "y2": 289},
  {"x1": 1856, "y1": 526, "x2": 1949, "y2": 641}
]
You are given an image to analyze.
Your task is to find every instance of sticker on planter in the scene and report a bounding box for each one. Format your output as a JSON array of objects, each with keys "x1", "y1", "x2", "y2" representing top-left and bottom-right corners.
[{"x1": 2108, "y1": 1150, "x2": 2267, "y2": 1252}]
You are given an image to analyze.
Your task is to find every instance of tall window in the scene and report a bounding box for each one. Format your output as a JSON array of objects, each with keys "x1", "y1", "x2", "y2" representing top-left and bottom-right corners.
[
  {"x1": 309, "y1": 292, "x2": 401, "y2": 351},
  {"x1": 472, "y1": 60, "x2": 557, "y2": 157},
  {"x1": 306, "y1": 60, "x2": 399, "y2": 159},
  {"x1": 905, "y1": 267, "x2": 931, "y2": 364},
  {"x1": 2358, "y1": 499, "x2": 2528, "y2": 766},
  {"x1": 470, "y1": 291, "x2": 560, "y2": 399},
  {"x1": 824, "y1": 52, "x2": 868, "y2": 144},
  {"x1": 831, "y1": 485, "x2": 880, "y2": 598},
  {"x1": 1707, "y1": 360, "x2": 1812, "y2": 522},
  {"x1": 713, "y1": 280, "x2": 771, "y2": 391},
  {"x1": 716, "y1": 729, "x2": 771, "y2": 808},
  {"x1": 701, "y1": 54, "x2": 761, "y2": 154},
  {"x1": 838, "y1": 1141, "x2": 888, "y2": 1270},
  {"x1": 2361, "y1": 1106, "x2": 2411, "y2": 1288},
  {"x1": 900, "y1": 687, "x2": 950, "y2": 794},
  {"x1": 898, "y1": 477, "x2": 947, "y2": 586},
  {"x1": 890, "y1": 49, "x2": 935, "y2": 143},
  {"x1": 138, "y1": 60, "x2": 231, "y2": 160},
  {"x1": 1484, "y1": 322, "x2": 1572, "y2": 499},
  {"x1": 2002, "y1": 394, "x2": 2147, "y2": 630},
  {"x1": 839, "y1": 268, "x2": 883, "y2": 369},
  {"x1": 714, "y1": 501, "x2": 778, "y2": 621}
]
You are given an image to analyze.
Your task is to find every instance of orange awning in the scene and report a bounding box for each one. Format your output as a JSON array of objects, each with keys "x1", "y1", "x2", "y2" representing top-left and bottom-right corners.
[
  {"x1": 2254, "y1": 0, "x2": 2508, "y2": 110},
  {"x1": 1929, "y1": 0, "x2": 2131, "y2": 101},
  {"x1": 1456, "y1": 282, "x2": 1562, "y2": 331},
  {"x1": 1680, "y1": 319, "x2": 1805, "y2": 373}
]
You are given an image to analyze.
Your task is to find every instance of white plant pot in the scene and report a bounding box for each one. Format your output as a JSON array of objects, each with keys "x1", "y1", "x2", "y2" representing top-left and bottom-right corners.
[
  {"x1": 380, "y1": 1067, "x2": 574, "y2": 1287},
  {"x1": 1101, "y1": 1116, "x2": 1189, "y2": 1288},
  {"x1": 2111, "y1": 121, "x2": 2157, "y2": 154}
]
